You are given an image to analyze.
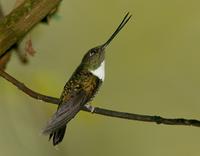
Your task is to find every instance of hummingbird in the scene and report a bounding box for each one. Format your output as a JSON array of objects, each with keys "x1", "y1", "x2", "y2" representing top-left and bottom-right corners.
[{"x1": 42, "y1": 12, "x2": 132, "y2": 145}]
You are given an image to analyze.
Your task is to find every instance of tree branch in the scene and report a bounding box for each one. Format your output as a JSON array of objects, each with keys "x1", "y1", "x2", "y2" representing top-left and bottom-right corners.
[
  {"x1": 1, "y1": 69, "x2": 200, "y2": 128},
  {"x1": 0, "y1": 69, "x2": 59, "y2": 104},
  {"x1": 0, "y1": 0, "x2": 62, "y2": 57}
]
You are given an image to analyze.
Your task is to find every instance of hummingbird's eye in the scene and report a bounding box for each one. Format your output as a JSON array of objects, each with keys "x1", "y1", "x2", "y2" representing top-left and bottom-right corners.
[{"x1": 89, "y1": 51, "x2": 95, "y2": 57}]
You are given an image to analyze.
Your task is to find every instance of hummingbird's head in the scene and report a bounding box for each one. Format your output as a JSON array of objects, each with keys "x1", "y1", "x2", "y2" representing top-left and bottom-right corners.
[
  {"x1": 81, "y1": 45, "x2": 105, "y2": 71},
  {"x1": 81, "y1": 12, "x2": 132, "y2": 71}
]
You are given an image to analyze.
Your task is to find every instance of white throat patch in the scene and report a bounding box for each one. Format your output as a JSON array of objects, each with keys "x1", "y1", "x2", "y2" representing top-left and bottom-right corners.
[{"x1": 90, "y1": 61, "x2": 105, "y2": 81}]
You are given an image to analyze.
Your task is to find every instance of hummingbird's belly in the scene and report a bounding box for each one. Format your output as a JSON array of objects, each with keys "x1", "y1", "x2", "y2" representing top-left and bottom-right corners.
[{"x1": 81, "y1": 73, "x2": 102, "y2": 102}]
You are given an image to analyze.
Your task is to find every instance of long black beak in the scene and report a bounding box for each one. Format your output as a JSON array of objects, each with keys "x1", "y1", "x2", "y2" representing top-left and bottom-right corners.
[{"x1": 102, "y1": 12, "x2": 132, "y2": 49}]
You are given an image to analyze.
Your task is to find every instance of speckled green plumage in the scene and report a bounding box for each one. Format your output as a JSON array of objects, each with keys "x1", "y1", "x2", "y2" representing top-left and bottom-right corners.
[
  {"x1": 60, "y1": 65, "x2": 102, "y2": 107},
  {"x1": 43, "y1": 65, "x2": 102, "y2": 145}
]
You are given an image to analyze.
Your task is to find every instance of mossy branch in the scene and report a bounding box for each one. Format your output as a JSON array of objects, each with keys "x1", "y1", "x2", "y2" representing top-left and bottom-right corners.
[{"x1": 0, "y1": 0, "x2": 62, "y2": 57}]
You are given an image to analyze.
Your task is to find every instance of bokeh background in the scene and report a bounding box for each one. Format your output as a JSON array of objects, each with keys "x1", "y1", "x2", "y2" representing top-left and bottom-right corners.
[{"x1": 1, "y1": 0, "x2": 200, "y2": 155}]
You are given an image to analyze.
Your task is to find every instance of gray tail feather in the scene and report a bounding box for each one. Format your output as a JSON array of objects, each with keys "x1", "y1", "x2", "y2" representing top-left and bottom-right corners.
[{"x1": 49, "y1": 125, "x2": 67, "y2": 146}]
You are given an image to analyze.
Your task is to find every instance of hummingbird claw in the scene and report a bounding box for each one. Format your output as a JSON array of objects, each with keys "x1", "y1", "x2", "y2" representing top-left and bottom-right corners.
[
  {"x1": 54, "y1": 145, "x2": 59, "y2": 150},
  {"x1": 85, "y1": 104, "x2": 95, "y2": 113}
]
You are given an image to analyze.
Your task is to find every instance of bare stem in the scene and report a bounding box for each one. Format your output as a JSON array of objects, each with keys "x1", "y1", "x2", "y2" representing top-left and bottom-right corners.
[{"x1": 1, "y1": 69, "x2": 200, "y2": 128}]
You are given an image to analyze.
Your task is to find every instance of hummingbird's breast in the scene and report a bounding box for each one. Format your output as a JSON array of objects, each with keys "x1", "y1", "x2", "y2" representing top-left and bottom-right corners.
[{"x1": 60, "y1": 66, "x2": 103, "y2": 106}]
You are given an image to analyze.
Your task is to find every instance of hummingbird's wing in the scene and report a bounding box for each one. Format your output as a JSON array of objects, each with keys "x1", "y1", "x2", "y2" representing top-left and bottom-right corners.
[{"x1": 42, "y1": 90, "x2": 87, "y2": 134}]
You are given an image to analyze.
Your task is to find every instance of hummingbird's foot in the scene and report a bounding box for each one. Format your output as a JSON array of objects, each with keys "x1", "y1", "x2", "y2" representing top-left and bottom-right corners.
[
  {"x1": 54, "y1": 145, "x2": 59, "y2": 150},
  {"x1": 85, "y1": 104, "x2": 95, "y2": 113}
]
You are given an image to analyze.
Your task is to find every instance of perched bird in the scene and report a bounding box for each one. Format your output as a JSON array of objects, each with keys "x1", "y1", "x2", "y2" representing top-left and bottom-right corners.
[{"x1": 42, "y1": 12, "x2": 132, "y2": 145}]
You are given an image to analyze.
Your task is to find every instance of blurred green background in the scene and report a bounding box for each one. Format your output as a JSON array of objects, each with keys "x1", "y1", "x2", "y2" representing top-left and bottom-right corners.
[{"x1": 1, "y1": 0, "x2": 200, "y2": 155}]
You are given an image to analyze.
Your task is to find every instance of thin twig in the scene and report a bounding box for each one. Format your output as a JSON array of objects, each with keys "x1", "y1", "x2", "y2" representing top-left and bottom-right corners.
[
  {"x1": 0, "y1": 69, "x2": 59, "y2": 104},
  {"x1": 1, "y1": 69, "x2": 200, "y2": 127}
]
